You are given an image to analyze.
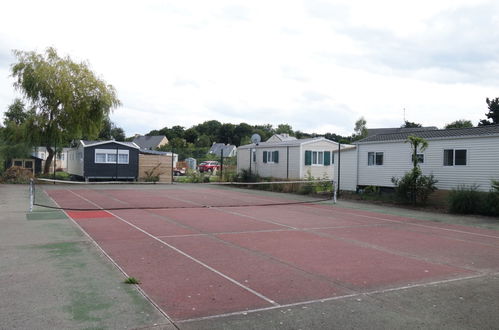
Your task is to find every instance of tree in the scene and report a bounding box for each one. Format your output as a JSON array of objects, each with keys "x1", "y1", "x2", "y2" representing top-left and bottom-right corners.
[
  {"x1": 352, "y1": 117, "x2": 367, "y2": 140},
  {"x1": 0, "y1": 99, "x2": 34, "y2": 165},
  {"x1": 401, "y1": 120, "x2": 422, "y2": 128},
  {"x1": 3, "y1": 99, "x2": 33, "y2": 125},
  {"x1": 444, "y1": 120, "x2": 473, "y2": 129},
  {"x1": 97, "y1": 117, "x2": 125, "y2": 141},
  {"x1": 478, "y1": 97, "x2": 499, "y2": 126},
  {"x1": 392, "y1": 135, "x2": 437, "y2": 205},
  {"x1": 11, "y1": 48, "x2": 120, "y2": 173},
  {"x1": 406, "y1": 135, "x2": 428, "y2": 168},
  {"x1": 276, "y1": 124, "x2": 293, "y2": 135}
]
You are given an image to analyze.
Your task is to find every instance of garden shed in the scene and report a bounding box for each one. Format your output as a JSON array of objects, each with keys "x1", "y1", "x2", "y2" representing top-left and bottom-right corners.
[{"x1": 138, "y1": 149, "x2": 173, "y2": 183}]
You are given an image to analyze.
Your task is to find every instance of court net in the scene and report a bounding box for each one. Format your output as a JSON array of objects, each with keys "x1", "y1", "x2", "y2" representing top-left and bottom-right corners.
[{"x1": 29, "y1": 179, "x2": 335, "y2": 211}]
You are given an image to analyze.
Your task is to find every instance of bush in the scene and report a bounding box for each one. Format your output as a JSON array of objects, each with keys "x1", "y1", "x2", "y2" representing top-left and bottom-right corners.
[
  {"x1": 392, "y1": 168, "x2": 438, "y2": 205},
  {"x1": 448, "y1": 185, "x2": 499, "y2": 217},
  {"x1": 1, "y1": 166, "x2": 34, "y2": 183},
  {"x1": 235, "y1": 169, "x2": 260, "y2": 183},
  {"x1": 184, "y1": 169, "x2": 210, "y2": 183},
  {"x1": 448, "y1": 185, "x2": 482, "y2": 214}
]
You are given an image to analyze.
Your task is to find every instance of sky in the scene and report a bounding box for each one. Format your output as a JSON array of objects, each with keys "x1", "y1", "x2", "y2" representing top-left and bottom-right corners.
[{"x1": 1, "y1": 0, "x2": 498, "y2": 137}]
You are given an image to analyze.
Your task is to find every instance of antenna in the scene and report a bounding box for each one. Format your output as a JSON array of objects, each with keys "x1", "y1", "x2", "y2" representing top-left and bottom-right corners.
[{"x1": 403, "y1": 108, "x2": 406, "y2": 122}]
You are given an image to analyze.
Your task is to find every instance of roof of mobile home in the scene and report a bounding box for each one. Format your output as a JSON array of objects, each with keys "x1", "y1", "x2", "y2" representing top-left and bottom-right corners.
[{"x1": 357, "y1": 124, "x2": 499, "y2": 144}]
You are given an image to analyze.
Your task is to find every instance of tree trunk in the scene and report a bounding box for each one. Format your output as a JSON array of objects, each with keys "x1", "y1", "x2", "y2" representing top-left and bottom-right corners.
[{"x1": 43, "y1": 146, "x2": 54, "y2": 174}]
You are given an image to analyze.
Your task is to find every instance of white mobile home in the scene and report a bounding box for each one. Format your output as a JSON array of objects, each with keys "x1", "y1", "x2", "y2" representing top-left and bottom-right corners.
[
  {"x1": 237, "y1": 136, "x2": 353, "y2": 180},
  {"x1": 333, "y1": 125, "x2": 499, "y2": 192}
]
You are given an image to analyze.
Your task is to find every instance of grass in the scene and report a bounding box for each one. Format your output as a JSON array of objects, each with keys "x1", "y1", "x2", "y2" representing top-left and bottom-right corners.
[{"x1": 124, "y1": 277, "x2": 140, "y2": 284}]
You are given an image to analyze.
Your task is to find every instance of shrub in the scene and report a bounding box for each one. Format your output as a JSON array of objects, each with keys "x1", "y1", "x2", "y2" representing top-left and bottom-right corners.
[
  {"x1": 184, "y1": 169, "x2": 210, "y2": 183},
  {"x1": 235, "y1": 169, "x2": 260, "y2": 183},
  {"x1": 1, "y1": 166, "x2": 34, "y2": 184},
  {"x1": 392, "y1": 168, "x2": 438, "y2": 205},
  {"x1": 448, "y1": 185, "x2": 482, "y2": 214}
]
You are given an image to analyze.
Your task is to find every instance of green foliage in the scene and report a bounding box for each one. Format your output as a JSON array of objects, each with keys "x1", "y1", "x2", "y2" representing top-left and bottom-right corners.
[
  {"x1": 143, "y1": 164, "x2": 162, "y2": 183},
  {"x1": 11, "y1": 47, "x2": 120, "y2": 173},
  {"x1": 445, "y1": 119, "x2": 473, "y2": 129},
  {"x1": 352, "y1": 117, "x2": 367, "y2": 141},
  {"x1": 124, "y1": 277, "x2": 140, "y2": 284},
  {"x1": 97, "y1": 117, "x2": 125, "y2": 141},
  {"x1": 492, "y1": 180, "x2": 499, "y2": 193},
  {"x1": 392, "y1": 168, "x2": 438, "y2": 205},
  {"x1": 448, "y1": 185, "x2": 499, "y2": 216},
  {"x1": 401, "y1": 120, "x2": 423, "y2": 128},
  {"x1": 183, "y1": 169, "x2": 210, "y2": 183},
  {"x1": 478, "y1": 97, "x2": 499, "y2": 126},
  {"x1": 406, "y1": 135, "x2": 428, "y2": 168},
  {"x1": 38, "y1": 171, "x2": 71, "y2": 181}
]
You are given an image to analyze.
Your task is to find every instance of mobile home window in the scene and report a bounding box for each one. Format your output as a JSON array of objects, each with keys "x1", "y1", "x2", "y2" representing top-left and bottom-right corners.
[
  {"x1": 312, "y1": 151, "x2": 323, "y2": 165},
  {"x1": 368, "y1": 152, "x2": 383, "y2": 166},
  {"x1": 443, "y1": 149, "x2": 467, "y2": 166},
  {"x1": 95, "y1": 149, "x2": 130, "y2": 164},
  {"x1": 413, "y1": 153, "x2": 424, "y2": 164},
  {"x1": 263, "y1": 151, "x2": 279, "y2": 163}
]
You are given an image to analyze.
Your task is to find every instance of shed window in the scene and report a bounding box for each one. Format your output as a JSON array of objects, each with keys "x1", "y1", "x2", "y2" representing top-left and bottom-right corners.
[
  {"x1": 107, "y1": 153, "x2": 117, "y2": 163},
  {"x1": 95, "y1": 149, "x2": 130, "y2": 164},
  {"x1": 95, "y1": 153, "x2": 106, "y2": 163},
  {"x1": 118, "y1": 154, "x2": 129, "y2": 164}
]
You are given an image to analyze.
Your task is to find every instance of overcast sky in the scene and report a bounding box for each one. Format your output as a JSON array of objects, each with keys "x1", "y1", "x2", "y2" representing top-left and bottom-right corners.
[{"x1": 1, "y1": 0, "x2": 498, "y2": 137}]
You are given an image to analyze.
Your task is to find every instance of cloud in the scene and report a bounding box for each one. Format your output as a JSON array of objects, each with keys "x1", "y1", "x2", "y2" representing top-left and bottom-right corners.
[{"x1": 330, "y1": 2, "x2": 499, "y2": 85}]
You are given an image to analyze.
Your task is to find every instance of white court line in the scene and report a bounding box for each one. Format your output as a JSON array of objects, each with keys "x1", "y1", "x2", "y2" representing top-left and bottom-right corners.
[
  {"x1": 179, "y1": 272, "x2": 493, "y2": 324},
  {"x1": 44, "y1": 190, "x2": 178, "y2": 329},
  {"x1": 300, "y1": 204, "x2": 499, "y2": 240},
  {"x1": 67, "y1": 189, "x2": 279, "y2": 308}
]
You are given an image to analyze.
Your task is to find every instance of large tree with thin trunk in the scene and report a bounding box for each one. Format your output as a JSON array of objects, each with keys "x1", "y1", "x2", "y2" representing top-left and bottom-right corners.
[{"x1": 11, "y1": 48, "x2": 120, "y2": 173}]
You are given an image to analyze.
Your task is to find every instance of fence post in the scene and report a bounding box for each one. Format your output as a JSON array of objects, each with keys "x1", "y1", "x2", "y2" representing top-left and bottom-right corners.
[{"x1": 220, "y1": 149, "x2": 224, "y2": 181}]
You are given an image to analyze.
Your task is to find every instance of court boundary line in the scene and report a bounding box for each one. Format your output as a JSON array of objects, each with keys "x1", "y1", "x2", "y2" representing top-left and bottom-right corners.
[
  {"x1": 178, "y1": 272, "x2": 494, "y2": 324},
  {"x1": 67, "y1": 189, "x2": 280, "y2": 308},
  {"x1": 43, "y1": 190, "x2": 179, "y2": 329},
  {"x1": 319, "y1": 206, "x2": 499, "y2": 240}
]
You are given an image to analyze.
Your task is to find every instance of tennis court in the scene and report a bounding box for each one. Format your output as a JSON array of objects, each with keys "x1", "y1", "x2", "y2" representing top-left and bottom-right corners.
[{"x1": 35, "y1": 183, "x2": 499, "y2": 323}]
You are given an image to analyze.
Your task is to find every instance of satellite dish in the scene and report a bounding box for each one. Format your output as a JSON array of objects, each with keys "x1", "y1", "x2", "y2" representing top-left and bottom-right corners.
[{"x1": 251, "y1": 133, "x2": 261, "y2": 145}]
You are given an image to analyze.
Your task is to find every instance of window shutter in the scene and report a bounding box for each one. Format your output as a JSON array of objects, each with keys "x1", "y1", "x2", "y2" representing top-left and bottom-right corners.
[
  {"x1": 274, "y1": 151, "x2": 279, "y2": 163},
  {"x1": 324, "y1": 151, "x2": 331, "y2": 165},
  {"x1": 263, "y1": 151, "x2": 267, "y2": 163},
  {"x1": 305, "y1": 150, "x2": 312, "y2": 165}
]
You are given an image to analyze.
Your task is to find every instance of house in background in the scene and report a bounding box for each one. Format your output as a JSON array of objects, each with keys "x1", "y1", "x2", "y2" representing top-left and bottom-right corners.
[
  {"x1": 133, "y1": 135, "x2": 169, "y2": 150},
  {"x1": 333, "y1": 125, "x2": 499, "y2": 192},
  {"x1": 67, "y1": 140, "x2": 140, "y2": 181},
  {"x1": 32, "y1": 147, "x2": 71, "y2": 171},
  {"x1": 209, "y1": 143, "x2": 237, "y2": 157},
  {"x1": 266, "y1": 133, "x2": 297, "y2": 143},
  {"x1": 237, "y1": 137, "x2": 351, "y2": 180}
]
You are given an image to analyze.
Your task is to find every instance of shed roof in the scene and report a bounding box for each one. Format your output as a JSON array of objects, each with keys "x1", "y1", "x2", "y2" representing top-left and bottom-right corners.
[
  {"x1": 357, "y1": 124, "x2": 499, "y2": 143},
  {"x1": 80, "y1": 140, "x2": 140, "y2": 149},
  {"x1": 132, "y1": 135, "x2": 167, "y2": 149}
]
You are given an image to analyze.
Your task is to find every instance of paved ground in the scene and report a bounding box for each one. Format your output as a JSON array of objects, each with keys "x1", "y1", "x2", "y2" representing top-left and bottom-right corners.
[
  {"x1": 1, "y1": 183, "x2": 499, "y2": 329},
  {"x1": 0, "y1": 184, "x2": 175, "y2": 330}
]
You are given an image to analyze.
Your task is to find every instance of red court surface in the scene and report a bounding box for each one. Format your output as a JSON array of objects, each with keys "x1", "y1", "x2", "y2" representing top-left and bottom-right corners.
[{"x1": 45, "y1": 187, "x2": 499, "y2": 322}]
